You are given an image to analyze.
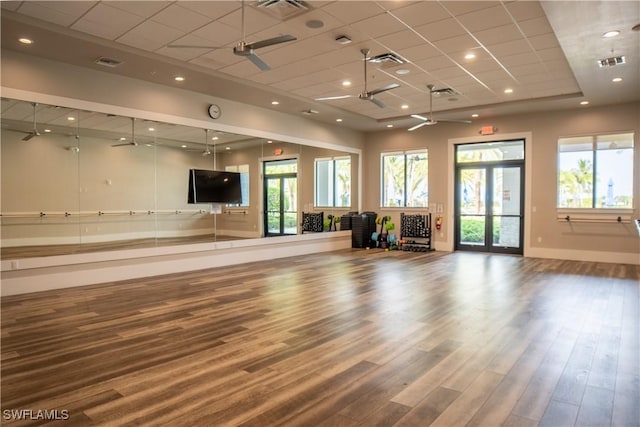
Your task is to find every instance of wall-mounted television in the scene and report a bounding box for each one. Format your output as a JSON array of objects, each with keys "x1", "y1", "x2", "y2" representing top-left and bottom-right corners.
[{"x1": 188, "y1": 169, "x2": 242, "y2": 204}]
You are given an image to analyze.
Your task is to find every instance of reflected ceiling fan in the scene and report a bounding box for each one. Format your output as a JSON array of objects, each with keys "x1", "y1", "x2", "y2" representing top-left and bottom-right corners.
[
  {"x1": 408, "y1": 84, "x2": 472, "y2": 131},
  {"x1": 185, "y1": 129, "x2": 214, "y2": 156},
  {"x1": 7, "y1": 102, "x2": 42, "y2": 141},
  {"x1": 316, "y1": 48, "x2": 400, "y2": 108},
  {"x1": 112, "y1": 117, "x2": 138, "y2": 147},
  {"x1": 167, "y1": 0, "x2": 296, "y2": 71}
]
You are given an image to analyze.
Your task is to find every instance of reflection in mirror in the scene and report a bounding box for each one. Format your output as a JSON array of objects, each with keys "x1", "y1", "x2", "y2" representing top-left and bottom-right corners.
[{"x1": 1, "y1": 98, "x2": 358, "y2": 259}]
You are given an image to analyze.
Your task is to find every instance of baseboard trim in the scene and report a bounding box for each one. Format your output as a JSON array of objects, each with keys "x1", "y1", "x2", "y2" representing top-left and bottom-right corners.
[{"x1": 526, "y1": 246, "x2": 639, "y2": 265}]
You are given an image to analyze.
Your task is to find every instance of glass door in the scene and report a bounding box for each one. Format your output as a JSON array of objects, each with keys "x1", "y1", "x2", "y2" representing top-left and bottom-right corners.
[
  {"x1": 264, "y1": 159, "x2": 297, "y2": 236},
  {"x1": 455, "y1": 141, "x2": 524, "y2": 254}
]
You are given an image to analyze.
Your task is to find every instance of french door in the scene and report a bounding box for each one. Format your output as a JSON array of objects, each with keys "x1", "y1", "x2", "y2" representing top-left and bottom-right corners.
[
  {"x1": 455, "y1": 142, "x2": 524, "y2": 254},
  {"x1": 263, "y1": 159, "x2": 297, "y2": 236}
]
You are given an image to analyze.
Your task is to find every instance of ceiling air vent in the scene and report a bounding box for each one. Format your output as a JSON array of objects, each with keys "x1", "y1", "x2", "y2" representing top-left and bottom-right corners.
[
  {"x1": 256, "y1": 0, "x2": 310, "y2": 20},
  {"x1": 597, "y1": 56, "x2": 625, "y2": 67},
  {"x1": 94, "y1": 57, "x2": 124, "y2": 68},
  {"x1": 367, "y1": 52, "x2": 406, "y2": 64},
  {"x1": 431, "y1": 87, "x2": 457, "y2": 96}
]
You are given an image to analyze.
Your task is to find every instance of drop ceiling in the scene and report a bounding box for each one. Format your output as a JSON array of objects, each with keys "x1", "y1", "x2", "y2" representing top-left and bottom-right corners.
[{"x1": 1, "y1": 1, "x2": 639, "y2": 131}]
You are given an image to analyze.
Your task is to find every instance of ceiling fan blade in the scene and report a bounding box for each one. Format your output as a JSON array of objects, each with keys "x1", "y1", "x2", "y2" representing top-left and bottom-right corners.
[
  {"x1": 247, "y1": 34, "x2": 296, "y2": 50},
  {"x1": 408, "y1": 122, "x2": 429, "y2": 132},
  {"x1": 411, "y1": 114, "x2": 429, "y2": 121},
  {"x1": 22, "y1": 132, "x2": 37, "y2": 141},
  {"x1": 315, "y1": 95, "x2": 354, "y2": 101},
  {"x1": 368, "y1": 83, "x2": 400, "y2": 96},
  {"x1": 246, "y1": 53, "x2": 270, "y2": 71},
  {"x1": 111, "y1": 141, "x2": 137, "y2": 147},
  {"x1": 369, "y1": 97, "x2": 386, "y2": 108},
  {"x1": 437, "y1": 118, "x2": 472, "y2": 124}
]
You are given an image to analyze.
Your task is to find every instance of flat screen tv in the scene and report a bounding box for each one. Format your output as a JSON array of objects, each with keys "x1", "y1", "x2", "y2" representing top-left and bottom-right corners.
[{"x1": 188, "y1": 169, "x2": 242, "y2": 204}]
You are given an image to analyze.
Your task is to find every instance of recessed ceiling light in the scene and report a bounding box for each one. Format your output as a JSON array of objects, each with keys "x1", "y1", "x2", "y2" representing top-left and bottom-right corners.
[
  {"x1": 336, "y1": 118, "x2": 343, "y2": 122},
  {"x1": 267, "y1": 140, "x2": 273, "y2": 144},
  {"x1": 401, "y1": 104, "x2": 409, "y2": 109},
  {"x1": 119, "y1": 137, "x2": 127, "y2": 141},
  {"x1": 471, "y1": 113, "x2": 479, "y2": 118},
  {"x1": 67, "y1": 116, "x2": 76, "y2": 121},
  {"x1": 181, "y1": 144, "x2": 187, "y2": 148},
  {"x1": 612, "y1": 77, "x2": 622, "y2": 82},
  {"x1": 174, "y1": 76, "x2": 185, "y2": 82},
  {"x1": 148, "y1": 127, "x2": 155, "y2": 131},
  {"x1": 464, "y1": 53, "x2": 476, "y2": 60},
  {"x1": 580, "y1": 101, "x2": 589, "y2": 105},
  {"x1": 504, "y1": 88, "x2": 513, "y2": 94},
  {"x1": 342, "y1": 80, "x2": 351, "y2": 87},
  {"x1": 386, "y1": 124, "x2": 393, "y2": 128},
  {"x1": 602, "y1": 30, "x2": 620, "y2": 38},
  {"x1": 18, "y1": 37, "x2": 33, "y2": 45},
  {"x1": 145, "y1": 143, "x2": 153, "y2": 147},
  {"x1": 212, "y1": 136, "x2": 219, "y2": 141},
  {"x1": 225, "y1": 146, "x2": 231, "y2": 150},
  {"x1": 395, "y1": 69, "x2": 410, "y2": 75},
  {"x1": 271, "y1": 101, "x2": 280, "y2": 105},
  {"x1": 44, "y1": 129, "x2": 52, "y2": 133}
]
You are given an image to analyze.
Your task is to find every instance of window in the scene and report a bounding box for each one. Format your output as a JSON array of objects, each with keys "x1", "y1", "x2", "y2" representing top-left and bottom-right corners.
[
  {"x1": 315, "y1": 156, "x2": 351, "y2": 207},
  {"x1": 557, "y1": 133, "x2": 634, "y2": 209},
  {"x1": 225, "y1": 164, "x2": 250, "y2": 206},
  {"x1": 381, "y1": 150, "x2": 428, "y2": 207}
]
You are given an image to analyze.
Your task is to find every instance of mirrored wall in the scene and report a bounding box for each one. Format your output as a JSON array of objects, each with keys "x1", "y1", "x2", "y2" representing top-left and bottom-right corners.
[{"x1": 0, "y1": 98, "x2": 359, "y2": 259}]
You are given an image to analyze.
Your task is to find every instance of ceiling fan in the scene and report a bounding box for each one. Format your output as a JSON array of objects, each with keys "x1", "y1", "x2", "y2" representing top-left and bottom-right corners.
[
  {"x1": 112, "y1": 117, "x2": 138, "y2": 147},
  {"x1": 167, "y1": 0, "x2": 296, "y2": 71},
  {"x1": 8, "y1": 102, "x2": 43, "y2": 141},
  {"x1": 408, "y1": 84, "x2": 472, "y2": 131},
  {"x1": 315, "y1": 48, "x2": 400, "y2": 108}
]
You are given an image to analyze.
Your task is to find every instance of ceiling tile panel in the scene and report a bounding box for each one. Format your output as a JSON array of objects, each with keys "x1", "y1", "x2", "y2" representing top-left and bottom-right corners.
[
  {"x1": 474, "y1": 24, "x2": 524, "y2": 46},
  {"x1": 505, "y1": 1, "x2": 546, "y2": 21},
  {"x1": 218, "y1": 7, "x2": 281, "y2": 37},
  {"x1": 179, "y1": 1, "x2": 238, "y2": 20},
  {"x1": 374, "y1": 29, "x2": 429, "y2": 53},
  {"x1": 350, "y1": 12, "x2": 408, "y2": 38},
  {"x1": 189, "y1": 21, "x2": 241, "y2": 47},
  {"x1": 396, "y1": 43, "x2": 441, "y2": 62},
  {"x1": 414, "y1": 18, "x2": 467, "y2": 42},
  {"x1": 499, "y1": 52, "x2": 541, "y2": 67},
  {"x1": 15, "y1": 1, "x2": 95, "y2": 27},
  {"x1": 386, "y1": 2, "x2": 450, "y2": 28},
  {"x1": 321, "y1": 2, "x2": 384, "y2": 25},
  {"x1": 150, "y1": 4, "x2": 212, "y2": 33},
  {"x1": 455, "y1": 4, "x2": 513, "y2": 32},
  {"x1": 441, "y1": 1, "x2": 501, "y2": 16},
  {"x1": 517, "y1": 16, "x2": 554, "y2": 38},
  {"x1": 528, "y1": 33, "x2": 561, "y2": 51},
  {"x1": 432, "y1": 33, "x2": 479, "y2": 55},
  {"x1": 104, "y1": 1, "x2": 170, "y2": 18},
  {"x1": 413, "y1": 55, "x2": 456, "y2": 72},
  {"x1": 71, "y1": 3, "x2": 147, "y2": 40},
  {"x1": 486, "y1": 39, "x2": 534, "y2": 57},
  {"x1": 118, "y1": 21, "x2": 185, "y2": 51}
]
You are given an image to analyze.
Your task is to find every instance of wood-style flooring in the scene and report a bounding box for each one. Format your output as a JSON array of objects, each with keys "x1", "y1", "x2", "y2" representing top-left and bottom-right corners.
[{"x1": 1, "y1": 249, "x2": 638, "y2": 426}]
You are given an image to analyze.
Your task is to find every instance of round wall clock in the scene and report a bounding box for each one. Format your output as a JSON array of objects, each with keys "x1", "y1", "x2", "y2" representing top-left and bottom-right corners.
[{"x1": 208, "y1": 104, "x2": 221, "y2": 119}]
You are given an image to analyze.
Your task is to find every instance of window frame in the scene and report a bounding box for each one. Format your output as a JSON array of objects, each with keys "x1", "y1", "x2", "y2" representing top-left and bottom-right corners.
[
  {"x1": 556, "y1": 132, "x2": 634, "y2": 212},
  {"x1": 380, "y1": 149, "x2": 429, "y2": 208},
  {"x1": 314, "y1": 155, "x2": 351, "y2": 208}
]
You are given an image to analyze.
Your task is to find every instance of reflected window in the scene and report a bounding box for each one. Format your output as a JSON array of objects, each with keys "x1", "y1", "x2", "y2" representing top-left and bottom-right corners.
[
  {"x1": 381, "y1": 150, "x2": 428, "y2": 208},
  {"x1": 315, "y1": 156, "x2": 351, "y2": 207},
  {"x1": 557, "y1": 133, "x2": 634, "y2": 209},
  {"x1": 225, "y1": 164, "x2": 250, "y2": 206}
]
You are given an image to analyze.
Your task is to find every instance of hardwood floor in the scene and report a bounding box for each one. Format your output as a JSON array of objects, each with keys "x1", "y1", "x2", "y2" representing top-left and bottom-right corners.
[{"x1": 1, "y1": 249, "x2": 638, "y2": 426}]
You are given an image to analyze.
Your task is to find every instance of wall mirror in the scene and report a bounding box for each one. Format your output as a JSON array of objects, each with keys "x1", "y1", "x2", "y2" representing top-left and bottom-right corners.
[{"x1": 0, "y1": 98, "x2": 358, "y2": 259}]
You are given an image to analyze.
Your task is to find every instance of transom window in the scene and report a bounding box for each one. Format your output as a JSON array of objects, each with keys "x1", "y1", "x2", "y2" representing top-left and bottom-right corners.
[
  {"x1": 557, "y1": 132, "x2": 634, "y2": 209},
  {"x1": 381, "y1": 150, "x2": 428, "y2": 208}
]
